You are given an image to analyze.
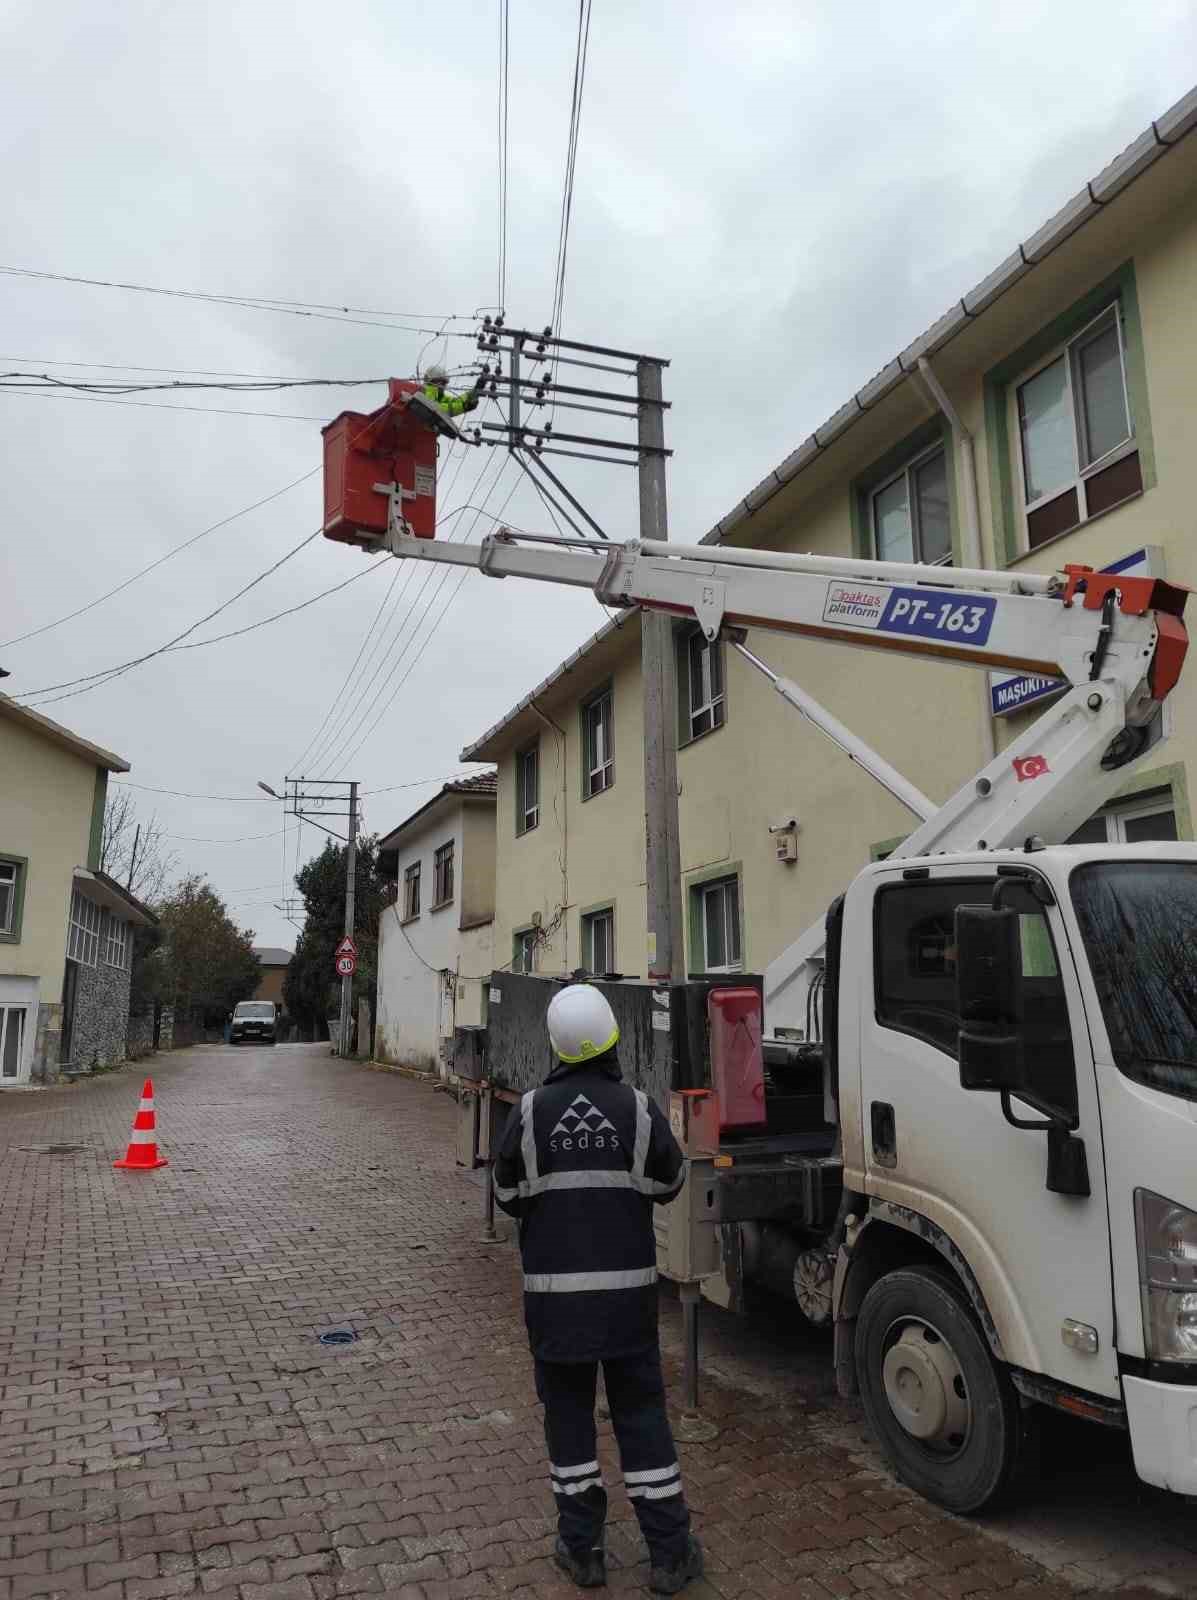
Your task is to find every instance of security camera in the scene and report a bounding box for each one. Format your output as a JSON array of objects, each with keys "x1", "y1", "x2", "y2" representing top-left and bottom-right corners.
[{"x1": 768, "y1": 817, "x2": 799, "y2": 834}]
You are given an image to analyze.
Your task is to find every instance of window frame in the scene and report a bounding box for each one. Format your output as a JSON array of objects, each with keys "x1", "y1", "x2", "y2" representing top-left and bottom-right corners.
[
  {"x1": 402, "y1": 861, "x2": 421, "y2": 922},
  {"x1": 581, "y1": 905, "x2": 616, "y2": 976},
  {"x1": 679, "y1": 627, "x2": 727, "y2": 744},
  {"x1": 1013, "y1": 302, "x2": 1136, "y2": 530},
  {"x1": 1069, "y1": 794, "x2": 1178, "y2": 846},
  {"x1": 581, "y1": 684, "x2": 615, "y2": 800},
  {"x1": 690, "y1": 874, "x2": 743, "y2": 975},
  {"x1": 869, "y1": 441, "x2": 953, "y2": 568},
  {"x1": 67, "y1": 890, "x2": 102, "y2": 966},
  {"x1": 984, "y1": 263, "x2": 1155, "y2": 569},
  {"x1": 516, "y1": 742, "x2": 540, "y2": 836},
  {"x1": 431, "y1": 841, "x2": 455, "y2": 911},
  {"x1": 0, "y1": 853, "x2": 27, "y2": 944},
  {"x1": 0, "y1": 1004, "x2": 27, "y2": 1080},
  {"x1": 512, "y1": 926, "x2": 537, "y2": 974},
  {"x1": 104, "y1": 913, "x2": 130, "y2": 970}
]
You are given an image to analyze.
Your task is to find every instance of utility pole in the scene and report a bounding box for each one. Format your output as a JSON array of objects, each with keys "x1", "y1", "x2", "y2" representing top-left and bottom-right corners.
[
  {"x1": 340, "y1": 781, "x2": 359, "y2": 1059},
  {"x1": 636, "y1": 358, "x2": 684, "y2": 985}
]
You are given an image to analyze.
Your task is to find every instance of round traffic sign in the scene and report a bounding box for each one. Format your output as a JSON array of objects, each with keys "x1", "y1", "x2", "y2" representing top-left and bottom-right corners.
[{"x1": 335, "y1": 954, "x2": 356, "y2": 976}]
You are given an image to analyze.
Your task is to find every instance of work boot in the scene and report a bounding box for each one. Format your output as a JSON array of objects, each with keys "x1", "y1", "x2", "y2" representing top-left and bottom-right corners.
[
  {"x1": 648, "y1": 1535, "x2": 704, "y2": 1594},
  {"x1": 553, "y1": 1536, "x2": 607, "y2": 1588}
]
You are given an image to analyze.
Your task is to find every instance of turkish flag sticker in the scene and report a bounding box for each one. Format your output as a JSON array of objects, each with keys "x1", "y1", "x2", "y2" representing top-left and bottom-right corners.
[{"x1": 1013, "y1": 755, "x2": 1050, "y2": 782}]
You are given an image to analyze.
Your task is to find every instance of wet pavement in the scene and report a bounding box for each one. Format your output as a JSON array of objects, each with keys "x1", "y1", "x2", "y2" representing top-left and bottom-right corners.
[{"x1": 1, "y1": 1042, "x2": 1196, "y2": 1600}]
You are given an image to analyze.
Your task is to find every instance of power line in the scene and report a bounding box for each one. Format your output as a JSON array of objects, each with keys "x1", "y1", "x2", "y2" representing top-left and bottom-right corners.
[
  {"x1": 0, "y1": 371, "x2": 387, "y2": 396},
  {"x1": 308, "y1": 451, "x2": 511, "y2": 778},
  {"x1": 168, "y1": 827, "x2": 286, "y2": 843},
  {"x1": 297, "y1": 442, "x2": 508, "y2": 775},
  {"x1": 0, "y1": 354, "x2": 380, "y2": 381},
  {"x1": 498, "y1": 0, "x2": 511, "y2": 314},
  {"x1": 13, "y1": 530, "x2": 323, "y2": 706},
  {"x1": 113, "y1": 770, "x2": 474, "y2": 802},
  {"x1": 0, "y1": 264, "x2": 477, "y2": 338},
  {"x1": 550, "y1": 0, "x2": 594, "y2": 346},
  {"x1": 171, "y1": 560, "x2": 385, "y2": 653},
  {"x1": 0, "y1": 388, "x2": 327, "y2": 421},
  {"x1": 329, "y1": 466, "x2": 522, "y2": 776},
  {"x1": 2, "y1": 397, "x2": 403, "y2": 652}
]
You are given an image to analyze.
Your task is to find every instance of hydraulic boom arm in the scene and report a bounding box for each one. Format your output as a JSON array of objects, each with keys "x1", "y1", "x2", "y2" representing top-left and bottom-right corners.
[{"x1": 371, "y1": 521, "x2": 1190, "y2": 1033}]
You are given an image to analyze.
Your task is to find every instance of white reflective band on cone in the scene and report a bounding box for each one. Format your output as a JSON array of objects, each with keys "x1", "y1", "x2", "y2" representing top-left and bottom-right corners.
[{"x1": 128, "y1": 1130, "x2": 156, "y2": 1145}]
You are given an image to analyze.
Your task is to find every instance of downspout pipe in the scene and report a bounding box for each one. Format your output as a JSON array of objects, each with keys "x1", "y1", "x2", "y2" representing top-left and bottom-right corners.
[
  {"x1": 531, "y1": 699, "x2": 570, "y2": 970},
  {"x1": 917, "y1": 356, "x2": 995, "y2": 761}
]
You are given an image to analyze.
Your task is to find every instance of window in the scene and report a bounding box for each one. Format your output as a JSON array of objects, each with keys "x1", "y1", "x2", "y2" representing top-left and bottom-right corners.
[
  {"x1": 432, "y1": 842, "x2": 455, "y2": 908},
  {"x1": 582, "y1": 687, "x2": 614, "y2": 798},
  {"x1": 67, "y1": 891, "x2": 101, "y2": 966},
  {"x1": 1016, "y1": 303, "x2": 1140, "y2": 549},
  {"x1": 0, "y1": 858, "x2": 21, "y2": 938},
  {"x1": 875, "y1": 878, "x2": 1076, "y2": 1118},
  {"x1": 517, "y1": 743, "x2": 539, "y2": 835},
  {"x1": 105, "y1": 914, "x2": 130, "y2": 969},
  {"x1": 0, "y1": 1006, "x2": 26, "y2": 1079},
  {"x1": 871, "y1": 444, "x2": 951, "y2": 566},
  {"x1": 682, "y1": 630, "x2": 725, "y2": 741},
  {"x1": 403, "y1": 862, "x2": 421, "y2": 920},
  {"x1": 1067, "y1": 795, "x2": 1178, "y2": 846},
  {"x1": 694, "y1": 876, "x2": 742, "y2": 973},
  {"x1": 582, "y1": 907, "x2": 615, "y2": 976},
  {"x1": 513, "y1": 927, "x2": 537, "y2": 974}
]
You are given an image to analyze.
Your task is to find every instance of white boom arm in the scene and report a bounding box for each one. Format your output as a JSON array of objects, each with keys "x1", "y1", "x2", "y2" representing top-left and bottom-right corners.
[{"x1": 378, "y1": 524, "x2": 1190, "y2": 1033}]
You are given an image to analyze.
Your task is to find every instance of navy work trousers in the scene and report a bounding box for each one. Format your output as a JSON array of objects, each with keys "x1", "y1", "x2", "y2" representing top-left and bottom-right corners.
[{"x1": 534, "y1": 1348, "x2": 691, "y2": 1565}]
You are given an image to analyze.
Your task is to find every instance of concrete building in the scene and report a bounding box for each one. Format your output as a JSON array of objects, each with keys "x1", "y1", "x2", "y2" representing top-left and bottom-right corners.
[
  {"x1": 375, "y1": 772, "x2": 497, "y2": 1075},
  {"x1": 252, "y1": 947, "x2": 292, "y2": 1008},
  {"x1": 0, "y1": 696, "x2": 156, "y2": 1083},
  {"x1": 462, "y1": 86, "x2": 1197, "y2": 985}
]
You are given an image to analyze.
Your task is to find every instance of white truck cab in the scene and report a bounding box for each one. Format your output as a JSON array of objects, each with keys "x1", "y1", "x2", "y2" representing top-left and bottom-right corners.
[{"x1": 832, "y1": 842, "x2": 1197, "y2": 1506}]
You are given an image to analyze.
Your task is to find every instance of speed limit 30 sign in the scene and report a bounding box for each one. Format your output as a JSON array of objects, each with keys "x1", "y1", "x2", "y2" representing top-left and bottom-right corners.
[{"x1": 335, "y1": 953, "x2": 356, "y2": 977}]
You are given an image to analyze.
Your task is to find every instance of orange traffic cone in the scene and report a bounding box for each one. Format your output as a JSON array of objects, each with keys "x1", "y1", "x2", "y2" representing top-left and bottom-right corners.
[{"x1": 114, "y1": 1078, "x2": 168, "y2": 1170}]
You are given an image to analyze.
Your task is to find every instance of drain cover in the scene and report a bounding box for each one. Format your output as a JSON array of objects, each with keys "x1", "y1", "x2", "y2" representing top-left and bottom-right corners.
[
  {"x1": 318, "y1": 1330, "x2": 358, "y2": 1346},
  {"x1": 18, "y1": 1144, "x2": 92, "y2": 1155}
]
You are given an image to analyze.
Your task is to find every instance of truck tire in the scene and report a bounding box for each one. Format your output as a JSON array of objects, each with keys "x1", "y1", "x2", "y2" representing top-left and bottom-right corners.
[{"x1": 855, "y1": 1265, "x2": 1019, "y2": 1513}]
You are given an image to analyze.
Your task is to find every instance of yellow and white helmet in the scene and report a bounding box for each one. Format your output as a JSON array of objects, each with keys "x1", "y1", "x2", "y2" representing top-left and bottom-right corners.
[
  {"x1": 547, "y1": 984, "x2": 619, "y2": 1064},
  {"x1": 424, "y1": 362, "x2": 450, "y2": 386}
]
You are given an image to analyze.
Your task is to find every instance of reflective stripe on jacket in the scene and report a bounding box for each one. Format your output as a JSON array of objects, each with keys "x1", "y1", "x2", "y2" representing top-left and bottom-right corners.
[{"x1": 493, "y1": 1052, "x2": 685, "y2": 1361}]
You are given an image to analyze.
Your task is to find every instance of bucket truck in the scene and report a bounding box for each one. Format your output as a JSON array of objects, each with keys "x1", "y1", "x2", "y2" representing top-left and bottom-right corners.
[{"x1": 327, "y1": 472, "x2": 1197, "y2": 1511}]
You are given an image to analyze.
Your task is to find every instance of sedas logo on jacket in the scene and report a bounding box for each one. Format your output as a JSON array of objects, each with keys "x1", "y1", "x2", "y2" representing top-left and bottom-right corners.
[{"x1": 548, "y1": 1092, "x2": 622, "y2": 1153}]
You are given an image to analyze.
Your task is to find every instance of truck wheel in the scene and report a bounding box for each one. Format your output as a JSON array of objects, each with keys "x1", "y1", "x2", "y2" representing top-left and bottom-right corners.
[{"x1": 855, "y1": 1265, "x2": 1019, "y2": 1513}]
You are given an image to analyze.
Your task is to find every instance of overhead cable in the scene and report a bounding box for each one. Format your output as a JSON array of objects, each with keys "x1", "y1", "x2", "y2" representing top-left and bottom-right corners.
[{"x1": 0, "y1": 263, "x2": 477, "y2": 338}]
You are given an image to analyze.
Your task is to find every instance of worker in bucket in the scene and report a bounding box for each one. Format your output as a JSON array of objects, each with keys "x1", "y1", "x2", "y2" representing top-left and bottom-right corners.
[
  {"x1": 420, "y1": 362, "x2": 481, "y2": 417},
  {"x1": 493, "y1": 984, "x2": 703, "y2": 1594}
]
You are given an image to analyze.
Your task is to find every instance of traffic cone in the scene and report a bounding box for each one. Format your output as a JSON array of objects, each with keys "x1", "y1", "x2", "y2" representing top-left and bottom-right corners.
[{"x1": 114, "y1": 1078, "x2": 168, "y2": 1170}]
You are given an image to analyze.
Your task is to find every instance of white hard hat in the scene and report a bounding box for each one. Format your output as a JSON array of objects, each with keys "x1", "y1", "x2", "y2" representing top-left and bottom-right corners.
[
  {"x1": 547, "y1": 984, "x2": 619, "y2": 1064},
  {"x1": 424, "y1": 362, "x2": 449, "y2": 385}
]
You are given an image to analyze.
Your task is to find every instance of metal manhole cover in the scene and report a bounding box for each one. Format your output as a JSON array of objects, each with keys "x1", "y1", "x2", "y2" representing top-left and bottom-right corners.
[
  {"x1": 318, "y1": 1330, "x2": 358, "y2": 1346},
  {"x1": 17, "y1": 1144, "x2": 93, "y2": 1155}
]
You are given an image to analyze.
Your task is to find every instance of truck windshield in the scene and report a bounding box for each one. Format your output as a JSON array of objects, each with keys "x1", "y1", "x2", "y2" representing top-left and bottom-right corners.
[
  {"x1": 234, "y1": 1003, "x2": 274, "y2": 1019},
  {"x1": 1071, "y1": 861, "x2": 1197, "y2": 1102}
]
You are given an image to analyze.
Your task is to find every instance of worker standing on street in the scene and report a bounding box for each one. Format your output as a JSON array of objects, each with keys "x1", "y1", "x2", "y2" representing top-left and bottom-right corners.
[
  {"x1": 420, "y1": 362, "x2": 481, "y2": 416},
  {"x1": 493, "y1": 985, "x2": 703, "y2": 1594}
]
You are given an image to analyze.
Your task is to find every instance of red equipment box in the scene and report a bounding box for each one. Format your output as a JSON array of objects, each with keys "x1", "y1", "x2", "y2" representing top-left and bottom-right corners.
[
  {"x1": 322, "y1": 379, "x2": 439, "y2": 547},
  {"x1": 707, "y1": 987, "x2": 767, "y2": 1133}
]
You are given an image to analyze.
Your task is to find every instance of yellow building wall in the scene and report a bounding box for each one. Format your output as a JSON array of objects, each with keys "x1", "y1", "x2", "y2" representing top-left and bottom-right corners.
[
  {"x1": 0, "y1": 716, "x2": 98, "y2": 998},
  {"x1": 486, "y1": 157, "x2": 1197, "y2": 984}
]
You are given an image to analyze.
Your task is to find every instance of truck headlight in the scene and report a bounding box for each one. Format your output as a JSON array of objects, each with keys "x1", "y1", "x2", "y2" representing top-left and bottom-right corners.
[{"x1": 1135, "y1": 1189, "x2": 1197, "y2": 1361}]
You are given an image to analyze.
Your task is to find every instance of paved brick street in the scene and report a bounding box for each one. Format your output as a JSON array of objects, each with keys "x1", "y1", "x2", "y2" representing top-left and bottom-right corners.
[{"x1": 2, "y1": 1045, "x2": 1197, "y2": 1600}]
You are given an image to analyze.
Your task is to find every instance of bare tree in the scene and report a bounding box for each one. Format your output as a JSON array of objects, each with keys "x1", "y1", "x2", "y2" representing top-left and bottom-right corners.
[{"x1": 99, "y1": 788, "x2": 178, "y2": 905}]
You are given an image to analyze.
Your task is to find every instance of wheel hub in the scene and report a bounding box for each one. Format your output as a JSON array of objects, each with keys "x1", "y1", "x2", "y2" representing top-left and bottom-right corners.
[{"x1": 882, "y1": 1320, "x2": 969, "y2": 1449}]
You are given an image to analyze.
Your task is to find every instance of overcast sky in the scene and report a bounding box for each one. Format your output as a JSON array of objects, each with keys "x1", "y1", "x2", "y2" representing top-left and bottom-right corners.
[{"x1": 2, "y1": 2, "x2": 1194, "y2": 950}]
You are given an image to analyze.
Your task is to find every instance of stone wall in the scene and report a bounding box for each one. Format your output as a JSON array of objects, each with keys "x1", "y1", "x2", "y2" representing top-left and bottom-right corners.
[
  {"x1": 69, "y1": 960, "x2": 131, "y2": 1071},
  {"x1": 127, "y1": 1011, "x2": 155, "y2": 1060}
]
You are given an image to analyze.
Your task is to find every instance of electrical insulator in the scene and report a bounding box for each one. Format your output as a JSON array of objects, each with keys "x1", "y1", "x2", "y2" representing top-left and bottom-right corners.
[
  {"x1": 542, "y1": 325, "x2": 552, "y2": 338},
  {"x1": 488, "y1": 334, "x2": 499, "y2": 348},
  {"x1": 495, "y1": 315, "x2": 505, "y2": 329},
  {"x1": 480, "y1": 363, "x2": 490, "y2": 377},
  {"x1": 482, "y1": 315, "x2": 493, "y2": 329}
]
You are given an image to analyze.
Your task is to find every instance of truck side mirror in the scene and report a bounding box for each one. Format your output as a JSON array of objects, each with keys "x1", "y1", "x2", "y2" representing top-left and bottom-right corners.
[{"x1": 955, "y1": 905, "x2": 1024, "y2": 1095}]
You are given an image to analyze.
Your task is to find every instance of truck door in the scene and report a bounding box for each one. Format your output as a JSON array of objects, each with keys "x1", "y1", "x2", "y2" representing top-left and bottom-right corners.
[{"x1": 857, "y1": 866, "x2": 1117, "y2": 1398}]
